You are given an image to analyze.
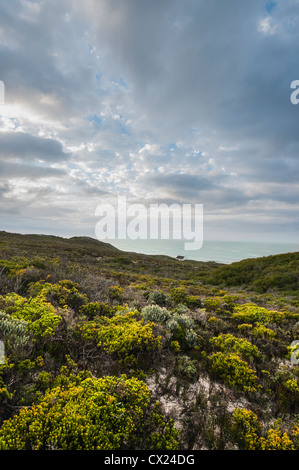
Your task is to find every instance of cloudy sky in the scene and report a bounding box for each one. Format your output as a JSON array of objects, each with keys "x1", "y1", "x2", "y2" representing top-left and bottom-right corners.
[{"x1": 0, "y1": 0, "x2": 299, "y2": 245}]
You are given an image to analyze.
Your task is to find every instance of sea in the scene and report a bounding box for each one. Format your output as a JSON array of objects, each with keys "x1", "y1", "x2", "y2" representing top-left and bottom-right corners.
[{"x1": 106, "y1": 239, "x2": 299, "y2": 265}]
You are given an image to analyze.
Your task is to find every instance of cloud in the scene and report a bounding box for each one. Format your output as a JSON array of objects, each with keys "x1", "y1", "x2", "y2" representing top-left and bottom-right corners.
[
  {"x1": 0, "y1": 0, "x2": 298, "y2": 242},
  {"x1": 0, "y1": 132, "x2": 70, "y2": 163}
]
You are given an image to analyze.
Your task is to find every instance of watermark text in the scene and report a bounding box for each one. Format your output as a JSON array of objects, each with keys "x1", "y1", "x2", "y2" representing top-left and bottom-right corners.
[
  {"x1": 290, "y1": 80, "x2": 299, "y2": 105},
  {"x1": 95, "y1": 196, "x2": 203, "y2": 251}
]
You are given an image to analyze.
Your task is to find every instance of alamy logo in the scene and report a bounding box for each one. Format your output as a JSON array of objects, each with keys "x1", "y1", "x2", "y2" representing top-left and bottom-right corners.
[
  {"x1": 290, "y1": 340, "x2": 299, "y2": 365},
  {"x1": 290, "y1": 80, "x2": 299, "y2": 105},
  {"x1": 0, "y1": 81, "x2": 5, "y2": 105},
  {"x1": 95, "y1": 196, "x2": 203, "y2": 251},
  {"x1": 0, "y1": 340, "x2": 4, "y2": 365}
]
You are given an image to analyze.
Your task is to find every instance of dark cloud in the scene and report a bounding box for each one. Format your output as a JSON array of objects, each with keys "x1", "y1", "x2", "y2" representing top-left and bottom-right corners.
[
  {"x1": 148, "y1": 173, "x2": 214, "y2": 192},
  {"x1": 0, "y1": 132, "x2": 70, "y2": 163},
  {"x1": 0, "y1": 162, "x2": 65, "y2": 179}
]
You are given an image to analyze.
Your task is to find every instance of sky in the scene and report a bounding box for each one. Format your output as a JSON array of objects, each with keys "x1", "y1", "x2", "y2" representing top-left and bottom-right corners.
[{"x1": 0, "y1": 0, "x2": 299, "y2": 245}]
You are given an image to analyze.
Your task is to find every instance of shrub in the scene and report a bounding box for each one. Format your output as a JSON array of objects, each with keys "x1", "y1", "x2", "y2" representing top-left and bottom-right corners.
[
  {"x1": 0, "y1": 311, "x2": 31, "y2": 357},
  {"x1": 174, "y1": 304, "x2": 189, "y2": 314},
  {"x1": 170, "y1": 287, "x2": 187, "y2": 304},
  {"x1": 286, "y1": 342, "x2": 299, "y2": 364},
  {"x1": 79, "y1": 302, "x2": 118, "y2": 319},
  {"x1": 148, "y1": 290, "x2": 171, "y2": 307},
  {"x1": 170, "y1": 341, "x2": 181, "y2": 353},
  {"x1": 231, "y1": 408, "x2": 262, "y2": 450},
  {"x1": 207, "y1": 315, "x2": 230, "y2": 333},
  {"x1": 177, "y1": 355, "x2": 198, "y2": 381},
  {"x1": 3, "y1": 292, "x2": 61, "y2": 338},
  {"x1": 96, "y1": 312, "x2": 162, "y2": 364},
  {"x1": 232, "y1": 303, "x2": 284, "y2": 325},
  {"x1": 292, "y1": 424, "x2": 299, "y2": 448},
  {"x1": 184, "y1": 329, "x2": 199, "y2": 348},
  {"x1": 259, "y1": 425, "x2": 295, "y2": 450},
  {"x1": 283, "y1": 378, "x2": 299, "y2": 393},
  {"x1": 209, "y1": 334, "x2": 260, "y2": 362},
  {"x1": 231, "y1": 410, "x2": 297, "y2": 450},
  {"x1": 251, "y1": 323, "x2": 276, "y2": 339},
  {"x1": 185, "y1": 295, "x2": 202, "y2": 309},
  {"x1": 0, "y1": 374, "x2": 179, "y2": 450},
  {"x1": 209, "y1": 352, "x2": 259, "y2": 392},
  {"x1": 108, "y1": 285, "x2": 123, "y2": 302},
  {"x1": 29, "y1": 280, "x2": 88, "y2": 312},
  {"x1": 274, "y1": 374, "x2": 299, "y2": 413},
  {"x1": 202, "y1": 297, "x2": 222, "y2": 312},
  {"x1": 165, "y1": 318, "x2": 179, "y2": 333},
  {"x1": 237, "y1": 323, "x2": 253, "y2": 332},
  {"x1": 172, "y1": 313, "x2": 195, "y2": 330},
  {"x1": 141, "y1": 305, "x2": 172, "y2": 324}
]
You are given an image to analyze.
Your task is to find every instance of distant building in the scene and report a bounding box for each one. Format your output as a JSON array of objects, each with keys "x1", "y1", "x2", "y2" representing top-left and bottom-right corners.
[{"x1": 176, "y1": 255, "x2": 185, "y2": 260}]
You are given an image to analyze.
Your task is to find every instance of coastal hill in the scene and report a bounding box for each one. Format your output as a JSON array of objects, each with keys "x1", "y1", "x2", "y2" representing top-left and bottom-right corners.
[{"x1": 0, "y1": 230, "x2": 298, "y2": 450}]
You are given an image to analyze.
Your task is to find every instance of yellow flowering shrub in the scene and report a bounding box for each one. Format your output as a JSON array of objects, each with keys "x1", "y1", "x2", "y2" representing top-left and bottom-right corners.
[
  {"x1": 232, "y1": 303, "x2": 284, "y2": 324},
  {"x1": 231, "y1": 410, "x2": 297, "y2": 450},
  {"x1": 78, "y1": 311, "x2": 162, "y2": 364},
  {"x1": 210, "y1": 333, "x2": 260, "y2": 362},
  {"x1": 251, "y1": 323, "x2": 277, "y2": 339},
  {"x1": 231, "y1": 408, "x2": 262, "y2": 450},
  {"x1": 28, "y1": 280, "x2": 88, "y2": 312},
  {"x1": 203, "y1": 297, "x2": 223, "y2": 312},
  {"x1": 209, "y1": 352, "x2": 259, "y2": 392},
  {"x1": 0, "y1": 374, "x2": 179, "y2": 450},
  {"x1": 97, "y1": 312, "x2": 162, "y2": 364},
  {"x1": 292, "y1": 425, "x2": 299, "y2": 447},
  {"x1": 259, "y1": 427, "x2": 295, "y2": 450},
  {"x1": 108, "y1": 285, "x2": 124, "y2": 302},
  {"x1": 283, "y1": 378, "x2": 299, "y2": 393},
  {"x1": 4, "y1": 292, "x2": 61, "y2": 338}
]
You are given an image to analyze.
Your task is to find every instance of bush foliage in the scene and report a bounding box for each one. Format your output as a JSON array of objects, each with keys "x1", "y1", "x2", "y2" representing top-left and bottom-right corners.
[{"x1": 0, "y1": 231, "x2": 298, "y2": 450}]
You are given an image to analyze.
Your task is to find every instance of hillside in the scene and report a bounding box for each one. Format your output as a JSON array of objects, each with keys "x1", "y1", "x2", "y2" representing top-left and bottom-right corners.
[
  {"x1": 0, "y1": 231, "x2": 298, "y2": 451},
  {"x1": 208, "y1": 251, "x2": 299, "y2": 299}
]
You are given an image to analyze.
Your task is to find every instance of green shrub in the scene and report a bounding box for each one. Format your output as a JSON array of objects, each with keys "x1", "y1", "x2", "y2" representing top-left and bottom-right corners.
[
  {"x1": 97, "y1": 312, "x2": 162, "y2": 364},
  {"x1": 0, "y1": 374, "x2": 179, "y2": 450},
  {"x1": 203, "y1": 297, "x2": 222, "y2": 312},
  {"x1": 207, "y1": 316, "x2": 229, "y2": 333},
  {"x1": 185, "y1": 295, "x2": 202, "y2": 309},
  {"x1": 209, "y1": 352, "x2": 259, "y2": 392},
  {"x1": 184, "y1": 329, "x2": 199, "y2": 348},
  {"x1": 174, "y1": 304, "x2": 189, "y2": 314},
  {"x1": 177, "y1": 355, "x2": 198, "y2": 381},
  {"x1": 29, "y1": 280, "x2": 88, "y2": 312},
  {"x1": 170, "y1": 287, "x2": 187, "y2": 304},
  {"x1": 231, "y1": 410, "x2": 297, "y2": 450},
  {"x1": 148, "y1": 290, "x2": 171, "y2": 307},
  {"x1": 273, "y1": 370, "x2": 299, "y2": 413},
  {"x1": 0, "y1": 311, "x2": 31, "y2": 357},
  {"x1": 232, "y1": 303, "x2": 284, "y2": 324},
  {"x1": 251, "y1": 323, "x2": 276, "y2": 339},
  {"x1": 259, "y1": 427, "x2": 295, "y2": 450},
  {"x1": 165, "y1": 318, "x2": 179, "y2": 333},
  {"x1": 141, "y1": 305, "x2": 172, "y2": 324},
  {"x1": 231, "y1": 408, "x2": 262, "y2": 449},
  {"x1": 172, "y1": 313, "x2": 195, "y2": 330},
  {"x1": 3, "y1": 292, "x2": 61, "y2": 338},
  {"x1": 170, "y1": 341, "x2": 181, "y2": 353},
  {"x1": 79, "y1": 302, "x2": 118, "y2": 318},
  {"x1": 78, "y1": 311, "x2": 162, "y2": 365},
  {"x1": 209, "y1": 334, "x2": 260, "y2": 362},
  {"x1": 108, "y1": 285, "x2": 123, "y2": 302}
]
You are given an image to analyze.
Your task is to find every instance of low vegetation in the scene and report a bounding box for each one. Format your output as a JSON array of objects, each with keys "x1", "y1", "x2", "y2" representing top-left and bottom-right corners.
[{"x1": 0, "y1": 231, "x2": 298, "y2": 450}]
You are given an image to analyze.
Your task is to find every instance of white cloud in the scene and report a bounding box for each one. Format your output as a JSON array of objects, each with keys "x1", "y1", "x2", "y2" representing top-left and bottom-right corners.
[{"x1": 258, "y1": 16, "x2": 278, "y2": 35}]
